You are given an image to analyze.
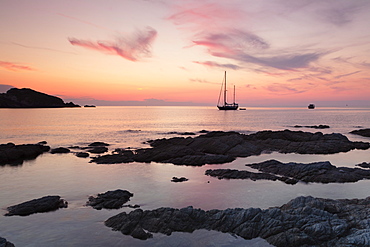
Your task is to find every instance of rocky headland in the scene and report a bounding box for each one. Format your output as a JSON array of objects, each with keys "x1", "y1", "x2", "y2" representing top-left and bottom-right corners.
[
  {"x1": 90, "y1": 130, "x2": 370, "y2": 166},
  {"x1": 206, "y1": 159, "x2": 370, "y2": 184},
  {"x1": 0, "y1": 142, "x2": 50, "y2": 165},
  {"x1": 5, "y1": 195, "x2": 68, "y2": 216},
  {"x1": 105, "y1": 195, "x2": 370, "y2": 246},
  {"x1": 0, "y1": 88, "x2": 79, "y2": 108}
]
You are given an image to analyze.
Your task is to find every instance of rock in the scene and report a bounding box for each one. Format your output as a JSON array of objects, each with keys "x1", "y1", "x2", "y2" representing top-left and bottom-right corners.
[
  {"x1": 84, "y1": 105, "x2": 96, "y2": 107},
  {"x1": 88, "y1": 142, "x2": 110, "y2": 147},
  {"x1": 5, "y1": 195, "x2": 68, "y2": 216},
  {"x1": 105, "y1": 195, "x2": 370, "y2": 247},
  {"x1": 87, "y1": 146, "x2": 108, "y2": 154},
  {"x1": 90, "y1": 130, "x2": 369, "y2": 166},
  {"x1": 356, "y1": 162, "x2": 370, "y2": 168},
  {"x1": 0, "y1": 88, "x2": 79, "y2": 108},
  {"x1": 86, "y1": 189, "x2": 134, "y2": 210},
  {"x1": 50, "y1": 147, "x2": 70, "y2": 154},
  {"x1": 0, "y1": 237, "x2": 15, "y2": 247},
  {"x1": 171, "y1": 177, "x2": 189, "y2": 182},
  {"x1": 350, "y1": 128, "x2": 370, "y2": 137},
  {"x1": 246, "y1": 159, "x2": 370, "y2": 183},
  {"x1": 90, "y1": 151, "x2": 135, "y2": 164},
  {"x1": 293, "y1": 125, "x2": 330, "y2": 129},
  {"x1": 75, "y1": 152, "x2": 89, "y2": 158},
  {"x1": 0, "y1": 143, "x2": 50, "y2": 165}
]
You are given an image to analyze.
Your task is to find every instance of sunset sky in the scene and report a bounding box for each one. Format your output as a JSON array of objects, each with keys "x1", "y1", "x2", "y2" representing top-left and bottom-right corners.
[{"x1": 1, "y1": 0, "x2": 370, "y2": 106}]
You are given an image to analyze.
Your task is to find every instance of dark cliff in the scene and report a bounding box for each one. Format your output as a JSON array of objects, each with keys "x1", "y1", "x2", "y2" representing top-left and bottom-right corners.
[{"x1": 0, "y1": 88, "x2": 80, "y2": 108}]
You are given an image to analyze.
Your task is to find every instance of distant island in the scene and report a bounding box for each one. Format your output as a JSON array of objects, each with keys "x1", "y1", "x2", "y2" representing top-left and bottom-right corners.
[{"x1": 0, "y1": 88, "x2": 80, "y2": 108}]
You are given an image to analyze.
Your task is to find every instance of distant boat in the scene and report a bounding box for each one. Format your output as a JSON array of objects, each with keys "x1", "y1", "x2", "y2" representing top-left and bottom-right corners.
[
  {"x1": 217, "y1": 71, "x2": 239, "y2": 110},
  {"x1": 84, "y1": 105, "x2": 96, "y2": 108},
  {"x1": 308, "y1": 104, "x2": 315, "y2": 109},
  {"x1": 239, "y1": 108, "x2": 246, "y2": 110}
]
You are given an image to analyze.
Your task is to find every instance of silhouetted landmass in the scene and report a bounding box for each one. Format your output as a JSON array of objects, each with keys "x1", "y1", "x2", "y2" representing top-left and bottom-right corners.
[
  {"x1": 293, "y1": 124, "x2": 330, "y2": 129},
  {"x1": 90, "y1": 130, "x2": 370, "y2": 166},
  {"x1": 0, "y1": 143, "x2": 50, "y2": 165},
  {"x1": 105, "y1": 195, "x2": 370, "y2": 246},
  {"x1": 0, "y1": 88, "x2": 80, "y2": 108},
  {"x1": 350, "y1": 128, "x2": 370, "y2": 137},
  {"x1": 206, "y1": 159, "x2": 370, "y2": 184},
  {"x1": 5, "y1": 195, "x2": 68, "y2": 216}
]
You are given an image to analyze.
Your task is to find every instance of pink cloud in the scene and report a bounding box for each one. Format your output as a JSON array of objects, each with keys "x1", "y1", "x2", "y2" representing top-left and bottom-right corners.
[
  {"x1": 0, "y1": 61, "x2": 35, "y2": 72},
  {"x1": 193, "y1": 61, "x2": 241, "y2": 70},
  {"x1": 68, "y1": 27, "x2": 157, "y2": 61}
]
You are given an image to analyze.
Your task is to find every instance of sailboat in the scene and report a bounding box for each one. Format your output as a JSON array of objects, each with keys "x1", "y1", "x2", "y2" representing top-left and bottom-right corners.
[{"x1": 217, "y1": 71, "x2": 239, "y2": 110}]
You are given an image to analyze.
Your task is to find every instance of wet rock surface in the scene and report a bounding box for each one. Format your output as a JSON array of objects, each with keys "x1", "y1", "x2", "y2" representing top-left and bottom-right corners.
[
  {"x1": 86, "y1": 189, "x2": 134, "y2": 210},
  {"x1": 90, "y1": 130, "x2": 370, "y2": 166},
  {"x1": 350, "y1": 128, "x2": 370, "y2": 137},
  {"x1": 5, "y1": 196, "x2": 68, "y2": 216},
  {"x1": 105, "y1": 195, "x2": 370, "y2": 246},
  {"x1": 0, "y1": 237, "x2": 15, "y2": 247},
  {"x1": 0, "y1": 143, "x2": 50, "y2": 165}
]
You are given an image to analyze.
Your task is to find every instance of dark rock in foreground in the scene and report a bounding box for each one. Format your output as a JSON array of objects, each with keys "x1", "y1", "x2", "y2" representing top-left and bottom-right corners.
[
  {"x1": 293, "y1": 124, "x2": 330, "y2": 129},
  {"x1": 0, "y1": 237, "x2": 15, "y2": 247},
  {"x1": 86, "y1": 189, "x2": 134, "y2": 210},
  {"x1": 356, "y1": 162, "x2": 370, "y2": 168},
  {"x1": 75, "y1": 152, "x2": 89, "y2": 158},
  {"x1": 247, "y1": 159, "x2": 370, "y2": 183},
  {"x1": 5, "y1": 195, "x2": 68, "y2": 216},
  {"x1": 91, "y1": 130, "x2": 370, "y2": 166},
  {"x1": 350, "y1": 128, "x2": 370, "y2": 137},
  {"x1": 105, "y1": 195, "x2": 370, "y2": 246},
  {"x1": 50, "y1": 147, "x2": 70, "y2": 154},
  {"x1": 0, "y1": 88, "x2": 79, "y2": 108},
  {"x1": 0, "y1": 143, "x2": 50, "y2": 165},
  {"x1": 171, "y1": 177, "x2": 189, "y2": 182},
  {"x1": 205, "y1": 168, "x2": 298, "y2": 184}
]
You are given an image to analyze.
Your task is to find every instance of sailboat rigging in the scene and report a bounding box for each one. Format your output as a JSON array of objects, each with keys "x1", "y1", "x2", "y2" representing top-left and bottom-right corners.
[{"x1": 217, "y1": 71, "x2": 239, "y2": 110}]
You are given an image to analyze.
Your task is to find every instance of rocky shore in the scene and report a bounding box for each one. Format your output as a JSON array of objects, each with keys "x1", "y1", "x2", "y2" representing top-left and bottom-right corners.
[
  {"x1": 206, "y1": 159, "x2": 370, "y2": 184},
  {"x1": 105, "y1": 195, "x2": 370, "y2": 246},
  {"x1": 90, "y1": 130, "x2": 369, "y2": 166},
  {"x1": 0, "y1": 143, "x2": 50, "y2": 165}
]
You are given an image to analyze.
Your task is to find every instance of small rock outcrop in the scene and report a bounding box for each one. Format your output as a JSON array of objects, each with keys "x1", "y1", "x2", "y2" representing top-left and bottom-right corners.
[
  {"x1": 0, "y1": 143, "x2": 50, "y2": 165},
  {"x1": 0, "y1": 88, "x2": 79, "y2": 108},
  {"x1": 90, "y1": 130, "x2": 370, "y2": 166},
  {"x1": 86, "y1": 189, "x2": 134, "y2": 210},
  {"x1": 171, "y1": 177, "x2": 189, "y2": 182},
  {"x1": 0, "y1": 237, "x2": 15, "y2": 247},
  {"x1": 356, "y1": 162, "x2": 370, "y2": 168},
  {"x1": 350, "y1": 128, "x2": 370, "y2": 137},
  {"x1": 5, "y1": 195, "x2": 68, "y2": 216},
  {"x1": 293, "y1": 125, "x2": 330, "y2": 129},
  {"x1": 50, "y1": 147, "x2": 70, "y2": 154},
  {"x1": 105, "y1": 195, "x2": 370, "y2": 246}
]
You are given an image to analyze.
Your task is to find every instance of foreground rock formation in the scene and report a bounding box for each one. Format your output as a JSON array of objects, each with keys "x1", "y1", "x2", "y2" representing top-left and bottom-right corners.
[
  {"x1": 86, "y1": 190, "x2": 134, "y2": 210},
  {"x1": 91, "y1": 130, "x2": 370, "y2": 166},
  {"x1": 0, "y1": 143, "x2": 50, "y2": 165},
  {"x1": 0, "y1": 88, "x2": 79, "y2": 108},
  {"x1": 206, "y1": 159, "x2": 370, "y2": 184},
  {"x1": 0, "y1": 237, "x2": 15, "y2": 247},
  {"x1": 5, "y1": 196, "x2": 68, "y2": 216},
  {"x1": 105, "y1": 195, "x2": 370, "y2": 246}
]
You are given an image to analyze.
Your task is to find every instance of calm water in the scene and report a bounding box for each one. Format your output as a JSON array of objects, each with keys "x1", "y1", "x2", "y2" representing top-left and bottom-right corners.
[{"x1": 1, "y1": 106, "x2": 370, "y2": 246}]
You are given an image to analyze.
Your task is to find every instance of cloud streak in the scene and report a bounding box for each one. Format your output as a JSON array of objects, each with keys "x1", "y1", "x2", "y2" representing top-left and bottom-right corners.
[
  {"x1": 0, "y1": 61, "x2": 35, "y2": 72},
  {"x1": 68, "y1": 27, "x2": 157, "y2": 61},
  {"x1": 193, "y1": 61, "x2": 242, "y2": 70}
]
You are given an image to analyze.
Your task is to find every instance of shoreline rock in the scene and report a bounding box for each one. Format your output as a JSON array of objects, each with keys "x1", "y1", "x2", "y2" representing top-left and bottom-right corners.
[
  {"x1": 5, "y1": 196, "x2": 68, "y2": 216},
  {"x1": 104, "y1": 195, "x2": 370, "y2": 246},
  {"x1": 86, "y1": 189, "x2": 134, "y2": 210},
  {"x1": 0, "y1": 237, "x2": 15, "y2": 247},
  {"x1": 350, "y1": 128, "x2": 370, "y2": 137},
  {"x1": 293, "y1": 124, "x2": 330, "y2": 129},
  {"x1": 91, "y1": 130, "x2": 370, "y2": 166},
  {"x1": 0, "y1": 143, "x2": 50, "y2": 165}
]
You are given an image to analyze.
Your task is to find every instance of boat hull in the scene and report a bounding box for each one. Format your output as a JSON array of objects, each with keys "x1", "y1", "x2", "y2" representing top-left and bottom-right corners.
[{"x1": 218, "y1": 104, "x2": 238, "y2": 110}]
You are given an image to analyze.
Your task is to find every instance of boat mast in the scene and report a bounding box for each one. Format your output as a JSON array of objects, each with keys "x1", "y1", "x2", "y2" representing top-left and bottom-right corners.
[
  {"x1": 233, "y1": 85, "x2": 235, "y2": 105},
  {"x1": 224, "y1": 71, "x2": 227, "y2": 105}
]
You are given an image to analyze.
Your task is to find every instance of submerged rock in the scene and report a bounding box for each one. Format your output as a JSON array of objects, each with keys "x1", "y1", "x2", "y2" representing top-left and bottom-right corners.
[
  {"x1": 90, "y1": 130, "x2": 370, "y2": 166},
  {"x1": 0, "y1": 143, "x2": 50, "y2": 165},
  {"x1": 105, "y1": 195, "x2": 370, "y2": 246},
  {"x1": 86, "y1": 189, "x2": 134, "y2": 210},
  {"x1": 5, "y1": 195, "x2": 68, "y2": 216}
]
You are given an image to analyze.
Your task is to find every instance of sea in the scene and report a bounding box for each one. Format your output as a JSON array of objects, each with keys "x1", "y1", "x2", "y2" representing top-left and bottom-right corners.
[{"x1": 0, "y1": 106, "x2": 370, "y2": 247}]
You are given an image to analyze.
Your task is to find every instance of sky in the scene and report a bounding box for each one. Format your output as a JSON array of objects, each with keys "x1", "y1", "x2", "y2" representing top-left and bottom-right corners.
[{"x1": 1, "y1": 0, "x2": 370, "y2": 107}]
